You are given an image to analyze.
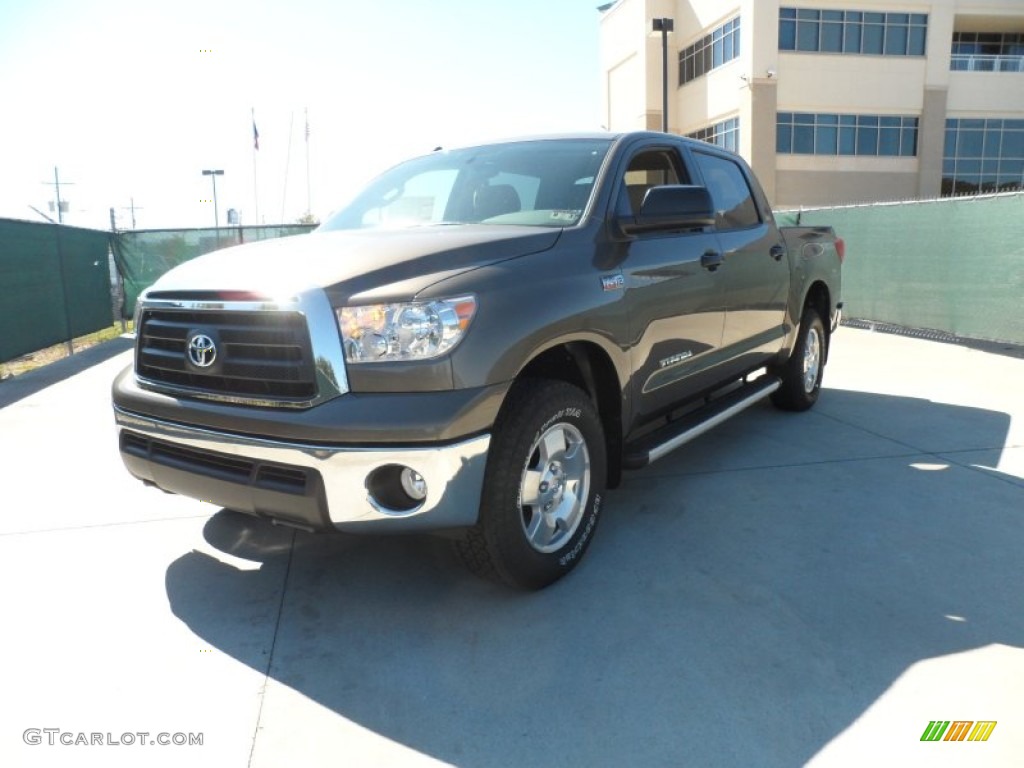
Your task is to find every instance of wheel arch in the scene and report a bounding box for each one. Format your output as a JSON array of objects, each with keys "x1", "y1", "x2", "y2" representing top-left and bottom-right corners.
[
  {"x1": 802, "y1": 280, "x2": 832, "y2": 361},
  {"x1": 512, "y1": 339, "x2": 625, "y2": 489}
]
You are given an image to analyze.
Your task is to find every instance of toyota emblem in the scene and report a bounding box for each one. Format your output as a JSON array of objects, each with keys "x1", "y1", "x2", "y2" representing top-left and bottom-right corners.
[{"x1": 187, "y1": 333, "x2": 217, "y2": 368}]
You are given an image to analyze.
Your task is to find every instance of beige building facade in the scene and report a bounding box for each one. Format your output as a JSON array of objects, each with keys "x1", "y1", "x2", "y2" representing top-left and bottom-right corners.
[{"x1": 600, "y1": 0, "x2": 1024, "y2": 207}]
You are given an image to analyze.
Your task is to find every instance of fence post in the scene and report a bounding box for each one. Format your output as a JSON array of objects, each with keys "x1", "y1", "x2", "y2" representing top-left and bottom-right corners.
[{"x1": 54, "y1": 224, "x2": 75, "y2": 356}]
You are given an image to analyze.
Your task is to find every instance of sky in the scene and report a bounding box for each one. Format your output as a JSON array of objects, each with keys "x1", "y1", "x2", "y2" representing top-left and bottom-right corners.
[{"x1": 0, "y1": 0, "x2": 606, "y2": 231}]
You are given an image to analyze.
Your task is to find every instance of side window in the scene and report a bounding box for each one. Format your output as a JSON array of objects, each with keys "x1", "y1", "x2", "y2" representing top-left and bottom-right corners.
[
  {"x1": 692, "y1": 151, "x2": 761, "y2": 230},
  {"x1": 621, "y1": 149, "x2": 687, "y2": 216}
]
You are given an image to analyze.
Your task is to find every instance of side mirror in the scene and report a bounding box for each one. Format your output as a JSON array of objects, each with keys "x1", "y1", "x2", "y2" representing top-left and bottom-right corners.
[{"x1": 619, "y1": 185, "x2": 715, "y2": 235}]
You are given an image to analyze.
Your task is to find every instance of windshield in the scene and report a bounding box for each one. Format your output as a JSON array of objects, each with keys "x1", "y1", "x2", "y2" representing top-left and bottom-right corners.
[{"x1": 319, "y1": 139, "x2": 613, "y2": 231}]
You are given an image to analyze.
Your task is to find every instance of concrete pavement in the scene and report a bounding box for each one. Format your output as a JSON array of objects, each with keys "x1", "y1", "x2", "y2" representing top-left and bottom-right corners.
[{"x1": 1, "y1": 327, "x2": 1022, "y2": 767}]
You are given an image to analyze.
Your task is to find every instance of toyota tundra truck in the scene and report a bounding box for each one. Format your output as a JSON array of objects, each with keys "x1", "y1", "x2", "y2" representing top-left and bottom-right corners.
[{"x1": 112, "y1": 132, "x2": 843, "y2": 589}]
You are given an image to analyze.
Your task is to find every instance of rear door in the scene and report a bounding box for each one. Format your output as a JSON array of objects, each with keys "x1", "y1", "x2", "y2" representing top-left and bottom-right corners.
[{"x1": 689, "y1": 149, "x2": 788, "y2": 373}]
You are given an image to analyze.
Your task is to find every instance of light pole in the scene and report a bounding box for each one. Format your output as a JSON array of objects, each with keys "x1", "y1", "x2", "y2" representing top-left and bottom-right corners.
[
  {"x1": 652, "y1": 18, "x2": 674, "y2": 133},
  {"x1": 201, "y1": 169, "x2": 224, "y2": 228}
]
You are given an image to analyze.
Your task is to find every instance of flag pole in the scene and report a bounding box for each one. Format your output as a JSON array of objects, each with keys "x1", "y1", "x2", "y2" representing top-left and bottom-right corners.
[
  {"x1": 251, "y1": 108, "x2": 260, "y2": 225},
  {"x1": 305, "y1": 107, "x2": 312, "y2": 219}
]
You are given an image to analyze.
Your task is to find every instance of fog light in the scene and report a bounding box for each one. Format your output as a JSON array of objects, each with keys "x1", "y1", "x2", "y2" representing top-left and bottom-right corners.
[
  {"x1": 365, "y1": 464, "x2": 428, "y2": 513},
  {"x1": 400, "y1": 468, "x2": 427, "y2": 501}
]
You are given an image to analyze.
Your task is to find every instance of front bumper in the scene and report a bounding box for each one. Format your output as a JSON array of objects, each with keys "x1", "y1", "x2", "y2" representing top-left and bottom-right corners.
[{"x1": 115, "y1": 407, "x2": 490, "y2": 533}]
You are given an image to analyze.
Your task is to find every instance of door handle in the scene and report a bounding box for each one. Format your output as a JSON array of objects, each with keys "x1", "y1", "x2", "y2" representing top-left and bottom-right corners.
[
  {"x1": 770, "y1": 244, "x2": 786, "y2": 261},
  {"x1": 701, "y1": 251, "x2": 724, "y2": 272}
]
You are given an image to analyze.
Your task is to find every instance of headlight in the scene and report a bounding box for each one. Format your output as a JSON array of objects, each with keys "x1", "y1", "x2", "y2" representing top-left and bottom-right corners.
[{"x1": 336, "y1": 296, "x2": 476, "y2": 363}]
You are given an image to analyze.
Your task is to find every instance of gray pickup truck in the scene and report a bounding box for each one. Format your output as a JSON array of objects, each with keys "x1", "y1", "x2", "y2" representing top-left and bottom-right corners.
[{"x1": 113, "y1": 132, "x2": 842, "y2": 589}]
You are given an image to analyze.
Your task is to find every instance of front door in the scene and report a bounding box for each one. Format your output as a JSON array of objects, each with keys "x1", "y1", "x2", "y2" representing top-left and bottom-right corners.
[{"x1": 616, "y1": 147, "x2": 727, "y2": 425}]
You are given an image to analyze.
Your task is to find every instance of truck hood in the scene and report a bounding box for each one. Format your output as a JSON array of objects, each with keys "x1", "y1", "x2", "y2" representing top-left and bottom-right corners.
[{"x1": 146, "y1": 225, "x2": 561, "y2": 303}]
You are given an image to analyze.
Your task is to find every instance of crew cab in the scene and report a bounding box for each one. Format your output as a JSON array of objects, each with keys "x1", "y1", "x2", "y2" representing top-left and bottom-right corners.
[{"x1": 113, "y1": 132, "x2": 842, "y2": 589}]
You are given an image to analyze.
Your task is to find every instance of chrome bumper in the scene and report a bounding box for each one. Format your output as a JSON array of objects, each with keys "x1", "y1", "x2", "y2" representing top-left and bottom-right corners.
[{"x1": 114, "y1": 407, "x2": 490, "y2": 533}]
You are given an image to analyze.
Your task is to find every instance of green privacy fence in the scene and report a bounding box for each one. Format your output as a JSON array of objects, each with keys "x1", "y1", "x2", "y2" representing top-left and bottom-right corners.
[
  {"x1": 777, "y1": 191, "x2": 1024, "y2": 345},
  {"x1": 0, "y1": 219, "x2": 113, "y2": 363},
  {"x1": 111, "y1": 224, "x2": 316, "y2": 316},
  {"x1": 3, "y1": 197, "x2": 1022, "y2": 365}
]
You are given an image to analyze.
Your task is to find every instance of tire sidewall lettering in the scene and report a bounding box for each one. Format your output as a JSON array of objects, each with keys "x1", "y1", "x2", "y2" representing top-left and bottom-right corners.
[{"x1": 559, "y1": 492, "x2": 601, "y2": 567}]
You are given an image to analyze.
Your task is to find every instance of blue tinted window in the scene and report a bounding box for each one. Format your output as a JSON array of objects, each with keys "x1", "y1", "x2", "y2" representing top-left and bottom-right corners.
[
  {"x1": 777, "y1": 125, "x2": 793, "y2": 153},
  {"x1": 687, "y1": 117, "x2": 741, "y2": 155},
  {"x1": 816, "y1": 125, "x2": 839, "y2": 153},
  {"x1": 885, "y1": 23, "x2": 908, "y2": 55},
  {"x1": 943, "y1": 118, "x2": 1024, "y2": 196},
  {"x1": 844, "y1": 23, "x2": 862, "y2": 52},
  {"x1": 794, "y1": 125, "x2": 815, "y2": 153},
  {"x1": 901, "y1": 127, "x2": 917, "y2": 156},
  {"x1": 958, "y1": 130, "x2": 984, "y2": 156},
  {"x1": 777, "y1": 112, "x2": 919, "y2": 158},
  {"x1": 780, "y1": 20, "x2": 796, "y2": 49},
  {"x1": 909, "y1": 26, "x2": 926, "y2": 55},
  {"x1": 781, "y1": 9, "x2": 927, "y2": 57},
  {"x1": 879, "y1": 127, "x2": 901, "y2": 156},
  {"x1": 863, "y1": 23, "x2": 884, "y2": 53},
  {"x1": 857, "y1": 126, "x2": 878, "y2": 155},
  {"x1": 680, "y1": 16, "x2": 740, "y2": 86},
  {"x1": 839, "y1": 127, "x2": 856, "y2": 155},
  {"x1": 822, "y1": 22, "x2": 843, "y2": 52},
  {"x1": 798, "y1": 20, "x2": 820, "y2": 51}
]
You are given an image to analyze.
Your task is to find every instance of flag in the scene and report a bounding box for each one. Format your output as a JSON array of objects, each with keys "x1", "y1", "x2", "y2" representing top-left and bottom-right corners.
[{"x1": 252, "y1": 113, "x2": 260, "y2": 150}]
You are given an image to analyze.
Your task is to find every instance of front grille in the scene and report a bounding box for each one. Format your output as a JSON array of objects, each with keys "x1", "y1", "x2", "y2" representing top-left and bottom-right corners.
[{"x1": 136, "y1": 308, "x2": 317, "y2": 402}]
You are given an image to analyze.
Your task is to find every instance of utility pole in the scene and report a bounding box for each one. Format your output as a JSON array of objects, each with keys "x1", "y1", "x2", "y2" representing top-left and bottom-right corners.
[
  {"x1": 119, "y1": 197, "x2": 143, "y2": 229},
  {"x1": 202, "y1": 169, "x2": 224, "y2": 246},
  {"x1": 42, "y1": 166, "x2": 74, "y2": 224}
]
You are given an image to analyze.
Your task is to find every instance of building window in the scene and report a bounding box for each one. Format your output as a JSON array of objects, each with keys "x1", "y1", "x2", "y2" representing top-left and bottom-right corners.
[
  {"x1": 687, "y1": 117, "x2": 740, "y2": 153},
  {"x1": 943, "y1": 118, "x2": 1024, "y2": 195},
  {"x1": 776, "y1": 113, "x2": 919, "y2": 156},
  {"x1": 779, "y1": 8, "x2": 927, "y2": 56},
  {"x1": 678, "y1": 16, "x2": 740, "y2": 86},
  {"x1": 951, "y1": 33, "x2": 1024, "y2": 72}
]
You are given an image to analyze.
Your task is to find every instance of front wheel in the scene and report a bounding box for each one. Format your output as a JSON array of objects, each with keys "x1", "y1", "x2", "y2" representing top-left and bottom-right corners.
[
  {"x1": 455, "y1": 379, "x2": 607, "y2": 590},
  {"x1": 771, "y1": 307, "x2": 826, "y2": 412}
]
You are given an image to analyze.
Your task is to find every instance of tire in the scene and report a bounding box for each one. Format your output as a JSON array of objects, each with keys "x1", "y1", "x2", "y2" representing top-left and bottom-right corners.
[
  {"x1": 455, "y1": 379, "x2": 607, "y2": 590},
  {"x1": 771, "y1": 306, "x2": 826, "y2": 412}
]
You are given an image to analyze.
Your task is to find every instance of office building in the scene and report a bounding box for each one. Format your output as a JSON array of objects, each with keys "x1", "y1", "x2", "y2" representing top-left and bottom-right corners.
[{"x1": 600, "y1": 0, "x2": 1024, "y2": 206}]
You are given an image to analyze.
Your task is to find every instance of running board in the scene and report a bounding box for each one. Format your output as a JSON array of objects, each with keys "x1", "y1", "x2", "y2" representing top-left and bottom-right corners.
[{"x1": 623, "y1": 374, "x2": 781, "y2": 470}]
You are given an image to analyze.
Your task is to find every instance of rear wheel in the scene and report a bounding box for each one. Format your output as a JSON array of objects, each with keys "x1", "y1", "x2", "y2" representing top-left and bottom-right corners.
[
  {"x1": 456, "y1": 379, "x2": 606, "y2": 590},
  {"x1": 771, "y1": 306, "x2": 826, "y2": 412}
]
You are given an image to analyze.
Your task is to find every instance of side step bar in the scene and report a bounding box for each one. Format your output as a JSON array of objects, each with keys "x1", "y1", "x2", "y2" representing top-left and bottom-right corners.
[{"x1": 623, "y1": 374, "x2": 781, "y2": 470}]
